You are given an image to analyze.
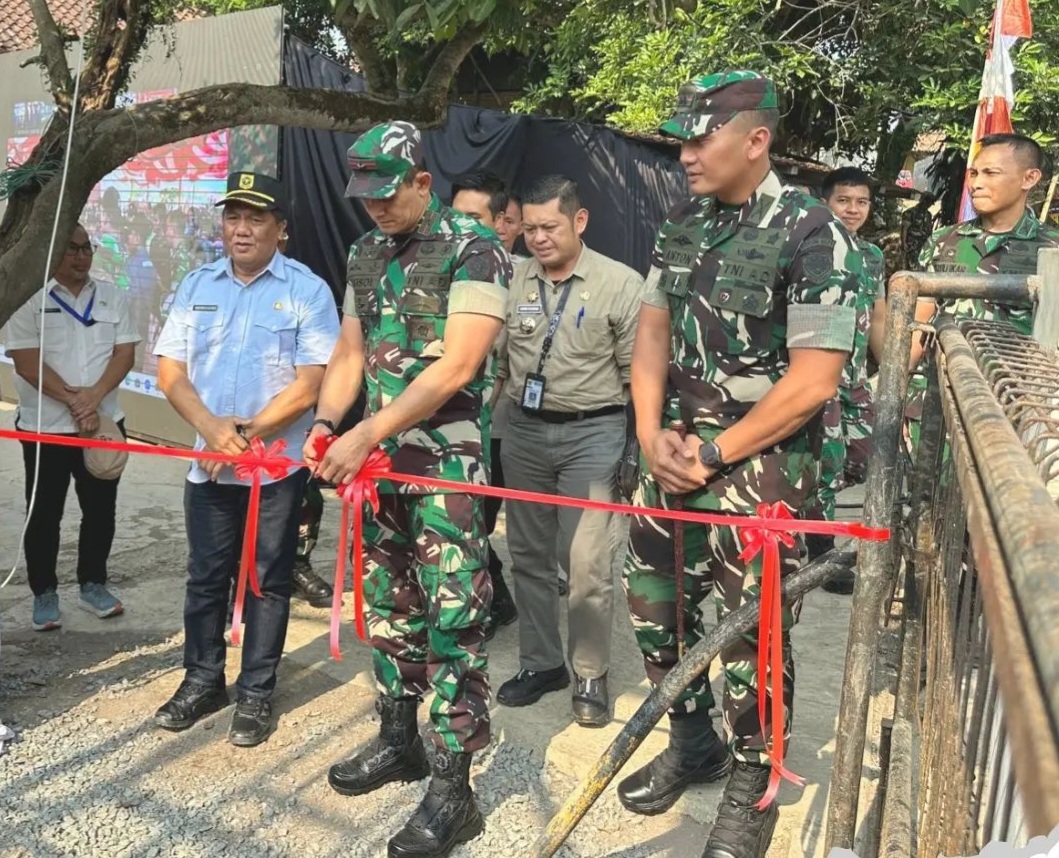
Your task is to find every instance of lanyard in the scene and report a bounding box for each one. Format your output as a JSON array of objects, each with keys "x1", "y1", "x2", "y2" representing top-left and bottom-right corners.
[
  {"x1": 535, "y1": 277, "x2": 574, "y2": 375},
  {"x1": 49, "y1": 287, "x2": 96, "y2": 327}
]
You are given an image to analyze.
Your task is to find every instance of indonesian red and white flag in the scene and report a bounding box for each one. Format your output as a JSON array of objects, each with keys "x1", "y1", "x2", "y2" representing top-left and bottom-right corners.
[{"x1": 959, "y1": 0, "x2": 1033, "y2": 222}]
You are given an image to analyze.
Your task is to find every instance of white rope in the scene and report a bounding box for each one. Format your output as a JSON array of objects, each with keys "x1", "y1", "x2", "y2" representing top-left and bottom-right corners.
[{"x1": 1, "y1": 18, "x2": 89, "y2": 592}]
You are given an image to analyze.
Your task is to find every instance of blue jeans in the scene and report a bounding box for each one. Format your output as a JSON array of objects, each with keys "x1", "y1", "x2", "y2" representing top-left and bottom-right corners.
[{"x1": 182, "y1": 469, "x2": 308, "y2": 699}]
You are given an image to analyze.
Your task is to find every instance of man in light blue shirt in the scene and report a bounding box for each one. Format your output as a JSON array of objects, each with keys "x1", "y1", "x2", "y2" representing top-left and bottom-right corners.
[{"x1": 152, "y1": 172, "x2": 339, "y2": 747}]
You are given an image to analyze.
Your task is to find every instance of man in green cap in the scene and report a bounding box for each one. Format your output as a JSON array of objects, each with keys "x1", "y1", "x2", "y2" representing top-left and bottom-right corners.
[
  {"x1": 305, "y1": 121, "x2": 511, "y2": 858},
  {"x1": 619, "y1": 72, "x2": 862, "y2": 858}
]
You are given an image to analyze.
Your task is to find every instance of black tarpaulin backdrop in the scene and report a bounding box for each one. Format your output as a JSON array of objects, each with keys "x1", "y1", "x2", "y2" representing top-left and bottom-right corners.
[{"x1": 280, "y1": 36, "x2": 688, "y2": 300}]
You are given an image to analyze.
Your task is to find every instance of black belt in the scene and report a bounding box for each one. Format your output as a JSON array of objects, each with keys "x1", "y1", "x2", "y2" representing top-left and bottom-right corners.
[{"x1": 524, "y1": 404, "x2": 624, "y2": 424}]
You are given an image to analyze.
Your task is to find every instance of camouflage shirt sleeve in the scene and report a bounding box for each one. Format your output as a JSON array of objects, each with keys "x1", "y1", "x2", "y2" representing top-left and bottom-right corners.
[
  {"x1": 918, "y1": 226, "x2": 947, "y2": 273},
  {"x1": 341, "y1": 245, "x2": 358, "y2": 318},
  {"x1": 865, "y1": 243, "x2": 886, "y2": 302},
  {"x1": 919, "y1": 226, "x2": 949, "y2": 315},
  {"x1": 449, "y1": 236, "x2": 512, "y2": 319},
  {"x1": 785, "y1": 219, "x2": 858, "y2": 351}
]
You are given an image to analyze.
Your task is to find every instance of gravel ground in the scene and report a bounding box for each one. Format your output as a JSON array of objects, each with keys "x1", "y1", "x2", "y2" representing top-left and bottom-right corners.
[
  {"x1": 0, "y1": 402, "x2": 858, "y2": 858},
  {"x1": 0, "y1": 634, "x2": 700, "y2": 858}
]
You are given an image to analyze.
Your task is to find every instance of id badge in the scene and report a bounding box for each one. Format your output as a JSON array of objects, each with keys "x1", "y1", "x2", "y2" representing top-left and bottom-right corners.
[{"x1": 521, "y1": 373, "x2": 546, "y2": 412}]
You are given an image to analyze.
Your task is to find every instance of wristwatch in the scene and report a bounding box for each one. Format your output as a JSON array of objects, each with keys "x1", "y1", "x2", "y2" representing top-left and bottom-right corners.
[
  {"x1": 311, "y1": 417, "x2": 336, "y2": 434},
  {"x1": 698, "y1": 440, "x2": 725, "y2": 469}
]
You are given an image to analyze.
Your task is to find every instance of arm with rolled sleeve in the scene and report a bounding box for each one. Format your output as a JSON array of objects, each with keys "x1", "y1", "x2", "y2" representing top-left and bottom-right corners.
[
  {"x1": 711, "y1": 221, "x2": 859, "y2": 466},
  {"x1": 243, "y1": 280, "x2": 339, "y2": 441},
  {"x1": 908, "y1": 228, "x2": 946, "y2": 370}
]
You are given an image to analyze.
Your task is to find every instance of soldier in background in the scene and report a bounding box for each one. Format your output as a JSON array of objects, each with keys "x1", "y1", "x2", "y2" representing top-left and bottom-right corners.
[
  {"x1": 450, "y1": 171, "x2": 519, "y2": 638},
  {"x1": 906, "y1": 133, "x2": 1059, "y2": 452},
  {"x1": 306, "y1": 122, "x2": 511, "y2": 858},
  {"x1": 275, "y1": 227, "x2": 337, "y2": 607},
  {"x1": 808, "y1": 167, "x2": 887, "y2": 594},
  {"x1": 619, "y1": 72, "x2": 860, "y2": 858}
]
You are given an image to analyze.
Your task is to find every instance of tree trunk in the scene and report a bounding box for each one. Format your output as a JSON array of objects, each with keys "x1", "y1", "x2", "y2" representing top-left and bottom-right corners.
[{"x1": 0, "y1": 86, "x2": 445, "y2": 328}]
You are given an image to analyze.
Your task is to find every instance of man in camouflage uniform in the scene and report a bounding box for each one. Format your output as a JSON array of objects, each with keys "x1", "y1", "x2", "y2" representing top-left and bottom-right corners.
[
  {"x1": 305, "y1": 122, "x2": 511, "y2": 858},
  {"x1": 618, "y1": 72, "x2": 860, "y2": 858},
  {"x1": 906, "y1": 133, "x2": 1059, "y2": 452},
  {"x1": 808, "y1": 168, "x2": 887, "y2": 594}
]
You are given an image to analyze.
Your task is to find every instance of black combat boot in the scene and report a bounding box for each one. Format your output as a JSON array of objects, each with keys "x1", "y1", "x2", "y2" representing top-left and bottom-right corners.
[
  {"x1": 700, "y1": 761, "x2": 778, "y2": 858},
  {"x1": 292, "y1": 559, "x2": 334, "y2": 608},
  {"x1": 328, "y1": 696, "x2": 429, "y2": 796},
  {"x1": 387, "y1": 746, "x2": 484, "y2": 858},
  {"x1": 617, "y1": 709, "x2": 733, "y2": 815}
]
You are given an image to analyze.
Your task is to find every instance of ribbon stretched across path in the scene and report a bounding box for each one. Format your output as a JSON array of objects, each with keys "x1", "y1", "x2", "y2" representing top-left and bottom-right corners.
[{"x1": 1, "y1": 426, "x2": 888, "y2": 804}]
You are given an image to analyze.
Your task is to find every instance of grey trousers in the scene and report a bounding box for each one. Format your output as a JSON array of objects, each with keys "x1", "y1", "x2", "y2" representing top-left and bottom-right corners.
[{"x1": 501, "y1": 408, "x2": 624, "y2": 678}]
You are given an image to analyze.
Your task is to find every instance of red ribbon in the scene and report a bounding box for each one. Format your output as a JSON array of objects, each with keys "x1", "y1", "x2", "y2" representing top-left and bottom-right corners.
[
  {"x1": 228, "y1": 438, "x2": 297, "y2": 645},
  {"x1": 738, "y1": 501, "x2": 808, "y2": 808},
  {"x1": 311, "y1": 435, "x2": 391, "y2": 659},
  {"x1": 0, "y1": 425, "x2": 890, "y2": 739}
]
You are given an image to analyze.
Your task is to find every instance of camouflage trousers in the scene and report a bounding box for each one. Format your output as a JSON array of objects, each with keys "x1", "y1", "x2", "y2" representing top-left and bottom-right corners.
[
  {"x1": 296, "y1": 478, "x2": 325, "y2": 562},
  {"x1": 817, "y1": 385, "x2": 874, "y2": 521},
  {"x1": 622, "y1": 476, "x2": 801, "y2": 766},
  {"x1": 362, "y1": 491, "x2": 492, "y2": 753}
]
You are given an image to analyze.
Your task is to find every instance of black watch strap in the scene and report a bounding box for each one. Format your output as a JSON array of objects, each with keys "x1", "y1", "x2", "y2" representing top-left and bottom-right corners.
[{"x1": 311, "y1": 417, "x2": 336, "y2": 434}]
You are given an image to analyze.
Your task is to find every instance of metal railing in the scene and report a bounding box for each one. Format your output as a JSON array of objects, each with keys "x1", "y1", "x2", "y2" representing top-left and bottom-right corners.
[{"x1": 826, "y1": 251, "x2": 1059, "y2": 856}]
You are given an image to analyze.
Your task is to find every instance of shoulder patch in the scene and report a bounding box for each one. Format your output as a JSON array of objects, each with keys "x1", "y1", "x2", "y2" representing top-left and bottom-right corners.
[
  {"x1": 462, "y1": 250, "x2": 497, "y2": 281},
  {"x1": 802, "y1": 250, "x2": 835, "y2": 284}
]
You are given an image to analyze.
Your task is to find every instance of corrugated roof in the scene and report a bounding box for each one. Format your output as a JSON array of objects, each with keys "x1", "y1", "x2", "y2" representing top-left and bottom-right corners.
[{"x1": 1, "y1": 1, "x2": 205, "y2": 55}]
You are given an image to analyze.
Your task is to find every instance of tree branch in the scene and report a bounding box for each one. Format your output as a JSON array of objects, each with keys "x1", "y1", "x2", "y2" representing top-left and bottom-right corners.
[
  {"x1": 25, "y1": 0, "x2": 75, "y2": 106},
  {"x1": 83, "y1": 84, "x2": 446, "y2": 178},
  {"x1": 79, "y1": 0, "x2": 154, "y2": 111},
  {"x1": 343, "y1": 11, "x2": 398, "y2": 98},
  {"x1": 418, "y1": 22, "x2": 488, "y2": 103}
]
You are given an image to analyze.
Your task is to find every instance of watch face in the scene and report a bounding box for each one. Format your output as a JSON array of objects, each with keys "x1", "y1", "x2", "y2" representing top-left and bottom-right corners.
[{"x1": 698, "y1": 442, "x2": 717, "y2": 467}]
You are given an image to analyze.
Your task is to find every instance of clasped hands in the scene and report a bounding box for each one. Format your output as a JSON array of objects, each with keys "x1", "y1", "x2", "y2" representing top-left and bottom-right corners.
[
  {"x1": 65, "y1": 384, "x2": 103, "y2": 435},
  {"x1": 643, "y1": 428, "x2": 716, "y2": 496}
]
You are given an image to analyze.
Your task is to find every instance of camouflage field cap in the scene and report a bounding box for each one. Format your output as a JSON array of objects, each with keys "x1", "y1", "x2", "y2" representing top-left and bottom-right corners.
[
  {"x1": 660, "y1": 70, "x2": 778, "y2": 141},
  {"x1": 345, "y1": 121, "x2": 425, "y2": 199}
]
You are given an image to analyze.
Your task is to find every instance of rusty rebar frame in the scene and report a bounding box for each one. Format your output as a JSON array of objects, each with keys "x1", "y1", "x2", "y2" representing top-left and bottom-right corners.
[
  {"x1": 825, "y1": 270, "x2": 1049, "y2": 852},
  {"x1": 934, "y1": 317, "x2": 1059, "y2": 834}
]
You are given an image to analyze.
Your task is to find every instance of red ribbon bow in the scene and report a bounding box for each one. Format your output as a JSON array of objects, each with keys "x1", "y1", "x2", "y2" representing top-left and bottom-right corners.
[
  {"x1": 737, "y1": 501, "x2": 807, "y2": 809},
  {"x1": 229, "y1": 438, "x2": 297, "y2": 645},
  {"x1": 312, "y1": 435, "x2": 392, "y2": 659}
]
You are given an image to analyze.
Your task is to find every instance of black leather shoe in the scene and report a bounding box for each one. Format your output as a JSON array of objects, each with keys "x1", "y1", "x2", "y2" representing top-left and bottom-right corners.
[
  {"x1": 572, "y1": 673, "x2": 610, "y2": 727},
  {"x1": 228, "y1": 697, "x2": 273, "y2": 747},
  {"x1": 496, "y1": 666, "x2": 570, "y2": 707},
  {"x1": 618, "y1": 711, "x2": 733, "y2": 815},
  {"x1": 388, "y1": 747, "x2": 483, "y2": 858},
  {"x1": 329, "y1": 696, "x2": 429, "y2": 796},
  {"x1": 154, "y1": 680, "x2": 230, "y2": 731},
  {"x1": 292, "y1": 561, "x2": 334, "y2": 608},
  {"x1": 700, "y1": 762, "x2": 778, "y2": 858}
]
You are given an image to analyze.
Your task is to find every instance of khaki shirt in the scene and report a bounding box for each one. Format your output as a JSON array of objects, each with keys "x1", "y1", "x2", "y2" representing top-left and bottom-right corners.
[{"x1": 496, "y1": 243, "x2": 643, "y2": 413}]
